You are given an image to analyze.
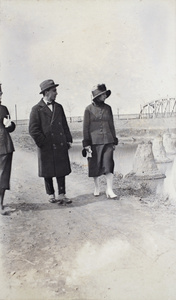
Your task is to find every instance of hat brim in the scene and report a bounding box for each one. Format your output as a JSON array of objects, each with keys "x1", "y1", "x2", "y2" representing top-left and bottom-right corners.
[
  {"x1": 92, "y1": 90, "x2": 111, "y2": 100},
  {"x1": 39, "y1": 84, "x2": 59, "y2": 94}
]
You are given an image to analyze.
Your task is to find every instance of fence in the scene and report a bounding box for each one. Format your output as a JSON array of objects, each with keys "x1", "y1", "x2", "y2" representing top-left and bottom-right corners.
[{"x1": 14, "y1": 112, "x2": 176, "y2": 126}]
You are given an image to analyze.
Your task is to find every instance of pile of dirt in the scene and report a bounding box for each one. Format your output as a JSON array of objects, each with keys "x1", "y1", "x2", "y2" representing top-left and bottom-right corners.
[
  {"x1": 152, "y1": 135, "x2": 172, "y2": 163},
  {"x1": 125, "y1": 141, "x2": 165, "y2": 180}
]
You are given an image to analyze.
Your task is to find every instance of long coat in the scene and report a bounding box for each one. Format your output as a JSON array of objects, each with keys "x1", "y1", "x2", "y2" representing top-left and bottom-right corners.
[
  {"x1": 29, "y1": 99, "x2": 72, "y2": 178},
  {"x1": 82, "y1": 102, "x2": 118, "y2": 147},
  {"x1": 0, "y1": 105, "x2": 15, "y2": 155}
]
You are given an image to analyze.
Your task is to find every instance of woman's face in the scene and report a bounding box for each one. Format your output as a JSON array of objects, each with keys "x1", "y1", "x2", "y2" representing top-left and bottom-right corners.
[{"x1": 97, "y1": 93, "x2": 107, "y2": 102}]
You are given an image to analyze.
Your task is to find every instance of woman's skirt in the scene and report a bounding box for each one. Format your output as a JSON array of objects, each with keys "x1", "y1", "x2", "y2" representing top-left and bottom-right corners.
[
  {"x1": 88, "y1": 144, "x2": 114, "y2": 177},
  {"x1": 0, "y1": 153, "x2": 13, "y2": 190}
]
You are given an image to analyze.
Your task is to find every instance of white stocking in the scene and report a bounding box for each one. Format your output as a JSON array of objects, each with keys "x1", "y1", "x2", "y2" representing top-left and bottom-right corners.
[
  {"x1": 93, "y1": 177, "x2": 100, "y2": 196},
  {"x1": 105, "y1": 173, "x2": 117, "y2": 198}
]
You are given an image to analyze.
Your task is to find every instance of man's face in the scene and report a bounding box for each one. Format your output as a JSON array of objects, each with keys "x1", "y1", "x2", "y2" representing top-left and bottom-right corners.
[{"x1": 46, "y1": 87, "x2": 58, "y2": 103}]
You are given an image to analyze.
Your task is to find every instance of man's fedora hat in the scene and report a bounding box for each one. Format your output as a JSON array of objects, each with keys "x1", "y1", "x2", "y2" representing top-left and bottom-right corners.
[
  {"x1": 39, "y1": 79, "x2": 59, "y2": 94},
  {"x1": 91, "y1": 84, "x2": 111, "y2": 100}
]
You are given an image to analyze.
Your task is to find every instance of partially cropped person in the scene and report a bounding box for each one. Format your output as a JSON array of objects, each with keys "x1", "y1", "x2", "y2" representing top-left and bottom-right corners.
[
  {"x1": 0, "y1": 84, "x2": 16, "y2": 215},
  {"x1": 29, "y1": 79, "x2": 72, "y2": 204},
  {"x1": 82, "y1": 84, "x2": 118, "y2": 199}
]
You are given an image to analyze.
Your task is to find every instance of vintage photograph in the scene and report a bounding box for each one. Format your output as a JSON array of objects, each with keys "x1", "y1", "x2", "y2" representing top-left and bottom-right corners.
[{"x1": 0, "y1": 0, "x2": 176, "y2": 299}]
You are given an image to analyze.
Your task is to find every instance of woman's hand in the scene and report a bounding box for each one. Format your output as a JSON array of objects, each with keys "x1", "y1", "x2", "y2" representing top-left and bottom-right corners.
[
  {"x1": 84, "y1": 146, "x2": 92, "y2": 157},
  {"x1": 84, "y1": 146, "x2": 91, "y2": 151}
]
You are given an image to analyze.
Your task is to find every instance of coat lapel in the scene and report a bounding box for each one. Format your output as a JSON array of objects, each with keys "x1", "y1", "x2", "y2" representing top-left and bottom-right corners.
[
  {"x1": 39, "y1": 99, "x2": 53, "y2": 120},
  {"x1": 51, "y1": 102, "x2": 61, "y2": 124}
]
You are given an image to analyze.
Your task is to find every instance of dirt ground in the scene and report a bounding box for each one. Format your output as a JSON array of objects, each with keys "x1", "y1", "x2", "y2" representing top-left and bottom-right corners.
[{"x1": 1, "y1": 132, "x2": 176, "y2": 300}]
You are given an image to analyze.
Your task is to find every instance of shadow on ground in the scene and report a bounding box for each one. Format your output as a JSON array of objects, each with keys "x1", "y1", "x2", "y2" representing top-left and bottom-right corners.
[
  {"x1": 5, "y1": 192, "x2": 121, "y2": 213},
  {"x1": 4, "y1": 179, "x2": 157, "y2": 215}
]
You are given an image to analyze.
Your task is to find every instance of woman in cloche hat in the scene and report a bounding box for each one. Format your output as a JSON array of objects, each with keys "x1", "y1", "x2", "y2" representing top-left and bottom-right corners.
[
  {"x1": 82, "y1": 84, "x2": 118, "y2": 199},
  {"x1": 0, "y1": 84, "x2": 16, "y2": 215}
]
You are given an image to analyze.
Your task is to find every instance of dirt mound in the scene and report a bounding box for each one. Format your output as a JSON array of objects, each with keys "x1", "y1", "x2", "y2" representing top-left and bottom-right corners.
[{"x1": 125, "y1": 141, "x2": 165, "y2": 180}]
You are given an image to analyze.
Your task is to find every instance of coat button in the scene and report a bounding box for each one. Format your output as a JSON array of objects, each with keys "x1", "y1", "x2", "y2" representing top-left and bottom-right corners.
[
  {"x1": 60, "y1": 133, "x2": 63, "y2": 135},
  {"x1": 60, "y1": 143, "x2": 63, "y2": 146}
]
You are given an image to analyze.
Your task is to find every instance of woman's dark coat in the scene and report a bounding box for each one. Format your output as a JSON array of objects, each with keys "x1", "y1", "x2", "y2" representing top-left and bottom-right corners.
[
  {"x1": 29, "y1": 99, "x2": 72, "y2": 178},
  {"x1": 82, "y1": 102, "x2": 118, "y2": 147}
]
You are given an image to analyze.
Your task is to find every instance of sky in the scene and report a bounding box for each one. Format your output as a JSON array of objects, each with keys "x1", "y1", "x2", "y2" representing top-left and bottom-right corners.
[{"x1": 0, "y1": 0, "x2": 176, "y2": 120}]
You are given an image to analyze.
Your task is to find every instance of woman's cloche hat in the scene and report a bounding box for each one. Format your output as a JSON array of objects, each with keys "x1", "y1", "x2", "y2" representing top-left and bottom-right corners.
[
  {"x1": 39, "y1": 79, "x2": 59, "y2": 94},
  {"x1": 91, "y1": 84, "x2": 111, "y2": 100}
]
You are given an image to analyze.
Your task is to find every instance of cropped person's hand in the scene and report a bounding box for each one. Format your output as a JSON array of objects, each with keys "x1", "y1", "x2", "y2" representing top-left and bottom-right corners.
[{"x1": 3, "y1": 116, "x2": 11, "y2": 127}]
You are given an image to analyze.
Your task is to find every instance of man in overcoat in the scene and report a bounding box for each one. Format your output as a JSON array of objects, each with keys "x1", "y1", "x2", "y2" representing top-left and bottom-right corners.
[{"x1": 29, "y1": 79, "x2": 72, "y2": 204}]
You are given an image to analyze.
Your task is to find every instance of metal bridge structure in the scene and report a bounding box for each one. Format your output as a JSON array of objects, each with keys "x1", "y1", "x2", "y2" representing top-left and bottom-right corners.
[{"x1": 139, "y1": 97, "x2": 176, "y2": 118}]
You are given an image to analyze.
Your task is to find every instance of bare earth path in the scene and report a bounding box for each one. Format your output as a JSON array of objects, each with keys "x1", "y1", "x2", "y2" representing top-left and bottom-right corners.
[{"x1": 1, "y1": 146, "x2": 176, "y2": 300}]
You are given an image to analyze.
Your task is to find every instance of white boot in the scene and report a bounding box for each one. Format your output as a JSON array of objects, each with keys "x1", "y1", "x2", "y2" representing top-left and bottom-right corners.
[
  {"x1": 106, "y1": 173, "x2": 117, "y2": 199},
  {"x1": 93, "y1": 177, "x2": 100, "y2": 196}
]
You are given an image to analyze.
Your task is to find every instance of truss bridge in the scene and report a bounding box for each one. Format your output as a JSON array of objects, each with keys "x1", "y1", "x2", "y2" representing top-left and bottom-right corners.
[{"x1": 140, "y1": 97, "x2": 176, "y2": 118}]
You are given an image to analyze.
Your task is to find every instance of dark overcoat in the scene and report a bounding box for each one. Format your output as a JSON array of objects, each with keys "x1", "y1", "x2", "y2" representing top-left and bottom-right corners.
[
  {"x1": 29, "y1": 99, "x2": 72, "y2": 178},
  {"x1": 0, "y1": 105, "x2": 15, "y2": 189},
  {"x1": 0, "y1": 105, "x2": 15, "y2": 155}
]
